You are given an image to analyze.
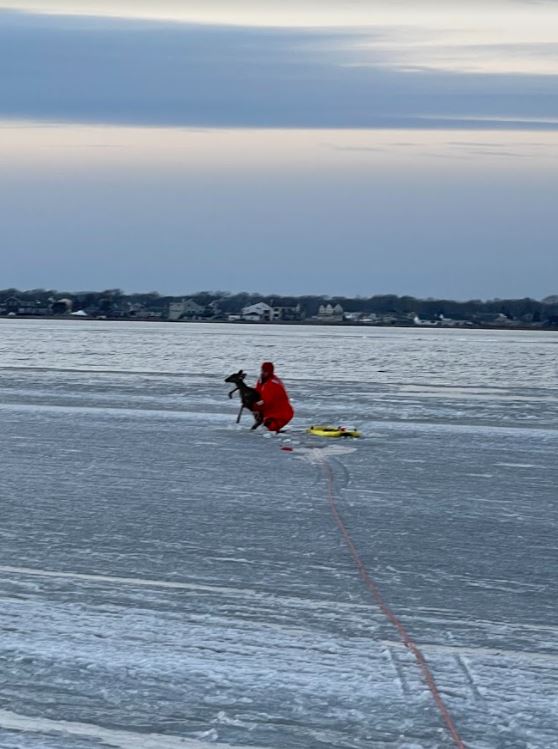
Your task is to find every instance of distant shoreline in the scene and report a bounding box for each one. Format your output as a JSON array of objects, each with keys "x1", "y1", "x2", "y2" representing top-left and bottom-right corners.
[{"x1": 3, "y1": 315, "x2": 557, "y2": 333}]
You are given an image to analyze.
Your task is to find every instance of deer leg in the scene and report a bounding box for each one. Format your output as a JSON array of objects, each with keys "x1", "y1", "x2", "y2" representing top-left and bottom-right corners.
[
  {"x1": 236, "y1": 405, "x2": 244, "y2": 423},
  {"x1": 250, "y1": 411, "x2": 263, "y2": 430}
]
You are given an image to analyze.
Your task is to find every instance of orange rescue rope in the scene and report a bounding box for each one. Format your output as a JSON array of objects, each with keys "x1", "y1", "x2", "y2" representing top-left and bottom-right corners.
[{"x1": 322, "y1": 458, "x2": 467, "y2": 749}]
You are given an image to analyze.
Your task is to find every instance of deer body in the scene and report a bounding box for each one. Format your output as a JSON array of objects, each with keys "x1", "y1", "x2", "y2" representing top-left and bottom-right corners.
[{"x1": 224, "y1": 370, "x2": 263, "y2": 429}]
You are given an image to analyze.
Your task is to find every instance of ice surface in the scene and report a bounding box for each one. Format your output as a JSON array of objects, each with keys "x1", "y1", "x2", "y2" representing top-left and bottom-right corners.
[{"x1": 0, "y1": 320, "x2": 557, "y2": 748}]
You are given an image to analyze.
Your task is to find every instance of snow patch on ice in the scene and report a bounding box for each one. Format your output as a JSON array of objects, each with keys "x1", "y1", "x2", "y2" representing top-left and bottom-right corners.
[
  {"x1": 0, "y1": 709, "x2": 270, "y2": 749},
  {"x1": 496, "y1": 462, "x2": 544, "y2": 469},
  {"x1": 295, "y1": 445, "x2": 357, "y2": 464}
]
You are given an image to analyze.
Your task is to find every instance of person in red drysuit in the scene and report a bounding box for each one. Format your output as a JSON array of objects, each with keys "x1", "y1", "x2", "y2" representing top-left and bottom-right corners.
[{"x1": 253, "y1": 361, "x2": 294, "y2": 432}]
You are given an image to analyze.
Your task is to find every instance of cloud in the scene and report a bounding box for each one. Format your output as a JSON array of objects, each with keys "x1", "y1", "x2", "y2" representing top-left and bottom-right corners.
[
  {"x1": 0, "y1": 10, "x2": 557, "y2": 129},
  {"x1": 363, "y1": 41, "x2": 558, "y2": 76},
  {"x1": 1, "y1": 0, "x2": 557, "y2": 26}
]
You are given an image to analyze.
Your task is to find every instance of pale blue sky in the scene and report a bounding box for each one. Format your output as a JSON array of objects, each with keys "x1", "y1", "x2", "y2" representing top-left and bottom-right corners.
[{"x1": 1, "y1": 1, "x2": 557, "y2": 298}]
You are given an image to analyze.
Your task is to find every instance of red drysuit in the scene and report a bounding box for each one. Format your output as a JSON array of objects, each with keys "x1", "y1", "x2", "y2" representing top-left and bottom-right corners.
[{"x1": 254, "y1": 363, "x2": 294, "y2": 432}]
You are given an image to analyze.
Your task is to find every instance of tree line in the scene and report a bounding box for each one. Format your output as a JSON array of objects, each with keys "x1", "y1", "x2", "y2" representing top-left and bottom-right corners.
[{"x1": 1, "y1": 288, "x2": 558, "y2": 323}]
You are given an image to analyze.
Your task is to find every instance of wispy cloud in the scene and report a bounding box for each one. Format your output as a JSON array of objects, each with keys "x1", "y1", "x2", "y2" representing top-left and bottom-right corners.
[
  {"x1": 1, "y1": 9, "x2": 557, "y2": 130},
  {"x1": 354, "y1": 41, "x2": 558, "y2": 76}
]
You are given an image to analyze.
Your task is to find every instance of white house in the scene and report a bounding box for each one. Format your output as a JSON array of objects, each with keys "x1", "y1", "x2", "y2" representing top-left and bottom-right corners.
[
  {"x1": 413, "y1": 315, "x2": 438, "y2": 327},
  {"x1": 241, "y1": 302, "x2": 273, "y2": 321},
  {"x1": 317, "y1": 303, "x2": 344, "y2": 322},
  {"x1": 168, "y1": 299, "x2": 205, "y2": 321}
]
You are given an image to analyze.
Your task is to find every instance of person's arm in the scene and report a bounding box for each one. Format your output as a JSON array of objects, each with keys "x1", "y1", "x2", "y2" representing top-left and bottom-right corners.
[{"x1": 253, "y1": 379, "x2": 265, "y2": 411}]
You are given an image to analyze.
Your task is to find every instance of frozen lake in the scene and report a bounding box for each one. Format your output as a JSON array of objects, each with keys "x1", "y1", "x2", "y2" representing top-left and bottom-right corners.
[{"x1": 0, "y1": 320, "x2": 557, "y2": 748}]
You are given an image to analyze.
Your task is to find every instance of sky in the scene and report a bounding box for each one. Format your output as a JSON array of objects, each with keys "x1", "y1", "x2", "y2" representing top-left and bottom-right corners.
[{"x1": 0, "y1": 1, "x2": 557, "y2": 299}]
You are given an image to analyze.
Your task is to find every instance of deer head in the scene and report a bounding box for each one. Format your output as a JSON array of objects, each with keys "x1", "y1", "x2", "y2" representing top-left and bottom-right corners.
[{"x1": 224, "y1": 369, "x2": 247, "y2": 384}]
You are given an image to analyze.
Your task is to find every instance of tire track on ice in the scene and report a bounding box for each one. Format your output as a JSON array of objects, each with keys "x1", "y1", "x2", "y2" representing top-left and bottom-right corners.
[
  {"x1": 384, "y1": 646, "x2": 412, "y2": 696},
  {"x1": 454, "y1": 655, "x2": 483, "y2": 701}
]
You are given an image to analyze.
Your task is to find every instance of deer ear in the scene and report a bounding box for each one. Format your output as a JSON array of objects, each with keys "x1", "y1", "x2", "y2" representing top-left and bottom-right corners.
[{"x1": 238, "y1": 369, "x2": 244, "y2": 376}]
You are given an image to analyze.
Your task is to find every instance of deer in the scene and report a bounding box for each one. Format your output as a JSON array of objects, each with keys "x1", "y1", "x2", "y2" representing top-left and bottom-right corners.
[{"x1": 224, "y1": 370, "x2": 263, "y2": 429}]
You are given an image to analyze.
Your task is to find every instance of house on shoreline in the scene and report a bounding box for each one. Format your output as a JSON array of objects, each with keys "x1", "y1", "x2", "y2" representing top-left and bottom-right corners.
[
  {"x1": 168, "y1": 298, "x2": 206, "y2": 321},
  {"x1": 235, "y1": 302, "x2": 304, "y2": 322},
  {"x1": 315, "y1": 303, "x2": 344, "y2": 322}
]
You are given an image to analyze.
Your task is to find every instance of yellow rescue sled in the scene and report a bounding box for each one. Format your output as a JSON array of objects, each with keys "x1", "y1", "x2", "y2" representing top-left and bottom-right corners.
[{"x1": 307, "y1": 425, "x2": 362, "y2": 439}]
